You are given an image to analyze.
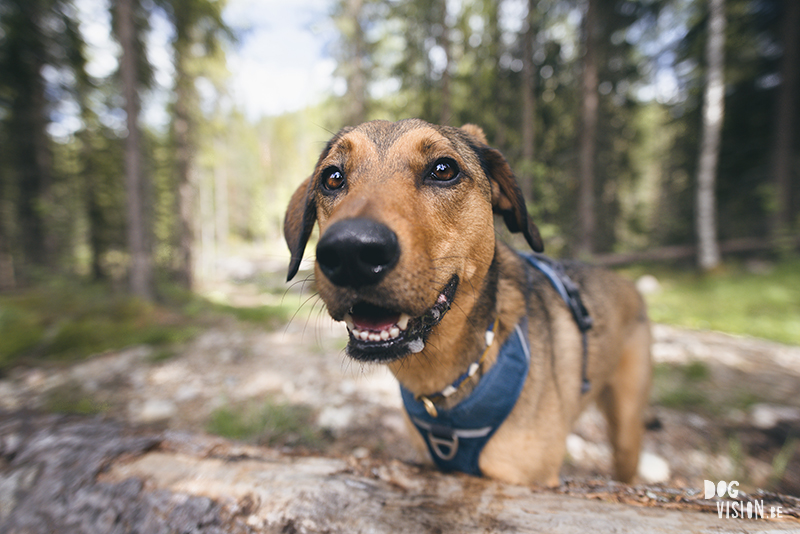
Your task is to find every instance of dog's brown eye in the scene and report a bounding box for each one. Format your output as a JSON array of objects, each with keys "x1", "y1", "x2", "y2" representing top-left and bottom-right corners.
[
  {"x1": 429, "y1": 158, "x2": 459, "y2": 182},
  {"x1": 322, "y1": 167, "x2": 345, "y2": 191}
]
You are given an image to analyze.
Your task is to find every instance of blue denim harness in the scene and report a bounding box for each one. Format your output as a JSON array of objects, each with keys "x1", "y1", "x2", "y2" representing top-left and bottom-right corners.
[{"x1": 400, "y1": 253, "x2": 592, "y2": 476}]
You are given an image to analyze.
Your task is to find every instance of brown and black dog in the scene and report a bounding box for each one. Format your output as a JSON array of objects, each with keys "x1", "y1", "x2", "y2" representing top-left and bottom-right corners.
[{"x1": 284, "y1": 118, "x2": 651, "y2": 486}]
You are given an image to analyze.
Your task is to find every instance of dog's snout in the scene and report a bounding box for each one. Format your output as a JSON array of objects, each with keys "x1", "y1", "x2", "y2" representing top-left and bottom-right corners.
[{"x1": 316, "y1": 218, "x2": 400, "y2": 288}]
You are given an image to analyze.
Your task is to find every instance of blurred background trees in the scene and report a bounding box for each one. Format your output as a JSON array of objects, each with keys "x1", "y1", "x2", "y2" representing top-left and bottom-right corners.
[{"x1": 0, "y1": 0, "x2": 797, "y2": 296}]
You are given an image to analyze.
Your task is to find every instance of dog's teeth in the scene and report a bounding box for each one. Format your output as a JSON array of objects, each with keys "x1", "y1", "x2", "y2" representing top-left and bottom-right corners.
[
  {"x1": 397, "y1": 313, "x2": 410, "y2": 331},
  {"x1": 360, "y1": 330, "x2": 370, "y2": 341},
  {"x1": 343, "y1": 314, "x2": 354, "y2": 330},
  {"x1": 390, "y1": 327, "x2": 400, "y2": 338},
  {"x1": 408, "y1": 338, "x2": 424, "y2": 353},
  {"x1": 369, "y1": 333, "x2": 381, "y2": 342},
  {"x1": 437, "y1": 293, "x2": 448, "y2": 304},
  {"x1": 380, "y1": 330, "x2": 390, "y2": 341}
]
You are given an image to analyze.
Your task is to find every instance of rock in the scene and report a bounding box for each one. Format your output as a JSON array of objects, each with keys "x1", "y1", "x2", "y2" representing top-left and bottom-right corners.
[
  {"x1": 750, "y1": 403, "x2": 800, "y2": 430},
  {"x1": 636, "y1": 274, "x2": 662, "y2": 295},
  {"x1": 132, "y1": 399, "x2": 178, "y2": 423},
  {"x1": 638, "y1": 452, "x2": 671, "y2": 483},
  {"x1": 317, "y1": 405, "x2": 354, "y2": 430}
]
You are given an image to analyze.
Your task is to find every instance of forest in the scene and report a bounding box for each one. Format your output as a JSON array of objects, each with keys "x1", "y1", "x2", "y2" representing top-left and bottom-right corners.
[
  {"x1": 0, "y1": 0, "x2": 797, "y2": 298},
  {"x1": 2, "y1": 1, "x2": 800, "y2": 519}
]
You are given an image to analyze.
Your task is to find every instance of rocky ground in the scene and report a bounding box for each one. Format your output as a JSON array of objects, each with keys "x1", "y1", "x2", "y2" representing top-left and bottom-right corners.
[{"x1": 1, "y1": 299, "x2": 799, "y2": 498}]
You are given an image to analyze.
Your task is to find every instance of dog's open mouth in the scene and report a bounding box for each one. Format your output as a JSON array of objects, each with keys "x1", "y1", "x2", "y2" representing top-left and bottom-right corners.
[{"x1": 342, "y1": 275, "x2": 459, "y2": 362}]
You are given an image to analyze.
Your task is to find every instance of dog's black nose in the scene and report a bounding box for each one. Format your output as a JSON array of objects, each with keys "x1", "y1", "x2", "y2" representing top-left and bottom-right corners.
[{"x1": 316, "y1": 218, "x2": 400, "y2": 288}]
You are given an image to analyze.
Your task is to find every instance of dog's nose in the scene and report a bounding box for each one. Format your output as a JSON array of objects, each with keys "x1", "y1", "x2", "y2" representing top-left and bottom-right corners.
[{"x1": 316, "y1": 218, "x2": 400, "y2": 288}]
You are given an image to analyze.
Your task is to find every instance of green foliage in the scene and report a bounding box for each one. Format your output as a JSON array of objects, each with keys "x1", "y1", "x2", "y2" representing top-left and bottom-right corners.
[
  {"x1": 0, "y1": 306, "x2": 46, "y2": 368},
  {"x1": 0, "y1": 279, "x2": 296, "y2": 373},
  {"x1": 43, "y1": 382, "x2": 111, "y2": 415},
  {"x1": 0, "y1": 282, "x2": 193, "y2": 371},
  {"x1": 207, "y1": 398, "x2": 327, "y2": 449},
  {"x1": 635, "y1": 258, "x2": 800, "y2": 345},
  {"x1": 652, "y1": 361, "x2": 712, "y2": 411}
]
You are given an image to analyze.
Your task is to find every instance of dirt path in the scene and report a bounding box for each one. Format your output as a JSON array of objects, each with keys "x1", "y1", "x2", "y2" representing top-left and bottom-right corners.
[{"x1": 1, "y1": 315, "x2": 799, "y2": 496}]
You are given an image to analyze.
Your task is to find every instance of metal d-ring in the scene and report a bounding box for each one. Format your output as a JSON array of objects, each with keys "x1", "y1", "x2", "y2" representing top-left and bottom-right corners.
[{"x1": 428, "y1": 432, "x2": 459, "y2": 461}]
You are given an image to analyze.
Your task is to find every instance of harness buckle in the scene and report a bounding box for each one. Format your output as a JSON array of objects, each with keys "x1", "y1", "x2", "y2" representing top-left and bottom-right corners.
[{"x1": 428, "y1": 431, "x2": 459, "y2": 461}]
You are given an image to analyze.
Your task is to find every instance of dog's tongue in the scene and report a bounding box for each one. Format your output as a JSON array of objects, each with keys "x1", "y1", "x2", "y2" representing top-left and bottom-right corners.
[{"x1": 350, "y1": 303, "x2": 400, "y2": 331}]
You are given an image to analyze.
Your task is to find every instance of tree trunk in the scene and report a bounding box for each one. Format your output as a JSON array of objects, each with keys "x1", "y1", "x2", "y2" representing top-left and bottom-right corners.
[
  {"x1": 174, "y1": 49, "x2": 196, "y2": 290},
  {"x1": 519, "y1": 0, "x2": 538, "y2": 199},
  {"x1": 578, "y1": 0, "x2": 599, "y2": 257},
  {"x1": 3, "y1": 412, "x2": 799, "y2": 533},
  {"x1": 343, "y1": 0, "x2": 367, "y2": 126},
  {"x1": 770, "y1": 0, "x2": 800, "y2": 240},
  {"x1": 695, "y1": 0, "x2": 726, "y2": 271},
  {"x1": 11, "y1": 2, "x2": 53, "y2": 272},
  {"x1": 439, "y1": 0, "x2": 451, "y2": 125},
  {"x1": 117, "y1": 0, "x2": 153, "y2": 299},
  {"x1": 214, "y1": 147, "x2": 229, "y2": 261},
  {"x1": 0, "y1": 222, "x2": 15, "y2": 291}
]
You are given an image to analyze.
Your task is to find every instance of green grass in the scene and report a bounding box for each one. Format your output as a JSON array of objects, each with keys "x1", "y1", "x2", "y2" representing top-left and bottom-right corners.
[
  {"x1": 0, "y1": 279, "x2": 294, "y2": 373},
  {"x1": 207, "y1": 398, "x2": 327, "y2": 449},
  {"x1": 621, "y1": 258, "x2": 800, "y2": 345},
  {"x1": 652, "y1": 361, "x2": 713, "y2": 411},
  {"x1": 43, "y1": 382, "x2": 111, "y2": 415}
]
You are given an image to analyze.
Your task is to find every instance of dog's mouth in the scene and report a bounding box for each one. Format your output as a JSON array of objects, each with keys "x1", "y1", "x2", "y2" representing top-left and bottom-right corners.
[{"x1": 342, "y1": 275, "x2": 459, "y2": 362}]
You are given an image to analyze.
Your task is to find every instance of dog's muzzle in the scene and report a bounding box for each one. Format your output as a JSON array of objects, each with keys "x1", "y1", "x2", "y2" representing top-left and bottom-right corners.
[{"x1": 316, "y1": 218, "x2": 400, "y2": 288}]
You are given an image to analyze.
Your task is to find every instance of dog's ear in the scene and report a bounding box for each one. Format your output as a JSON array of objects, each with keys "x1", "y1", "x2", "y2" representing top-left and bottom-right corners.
[
  {"x1": 460, "y1": 124, "x2": 489, "y2": 145},
  {"x1": 480, "y1": 145, "x2": 544, "y2": 253},
  {"x1": 284, "y1": 176, "x2": 317, "y2": 281}
]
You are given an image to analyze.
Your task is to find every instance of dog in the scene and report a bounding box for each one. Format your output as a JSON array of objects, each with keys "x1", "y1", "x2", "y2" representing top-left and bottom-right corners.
[{"x1": 284, "y1": 118, "x2": 652, "y2": 486}]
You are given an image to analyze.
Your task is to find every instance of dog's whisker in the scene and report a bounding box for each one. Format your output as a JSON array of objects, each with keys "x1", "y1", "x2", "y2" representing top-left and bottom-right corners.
[{"x1": 284, "y1": 291, "x2": 322, "y2": 340}]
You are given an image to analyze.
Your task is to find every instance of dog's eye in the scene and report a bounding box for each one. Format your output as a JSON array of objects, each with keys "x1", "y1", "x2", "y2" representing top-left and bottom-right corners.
[
  {"x1": 321, "y1": 167, "x2": 345, "y2": 191},
  {"x1": 428, "y1": 158, "x2": 459, "y2": 183}
]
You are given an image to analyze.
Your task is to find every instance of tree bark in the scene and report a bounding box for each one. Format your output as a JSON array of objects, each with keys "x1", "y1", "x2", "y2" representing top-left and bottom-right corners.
[
  {"x1": 117, "y1": 0, "x2": 153, "y2": 299},
  {"x1": 11, "y1": 2, "x2": 53, "y2": 272},
  {"x1": 439, "y1": 0, "x2": 451, "y2": 125},
  {"x1": 343, "y1": 0, "x2": 367, "y2": 126},
  {"x1": 578, "y1": 0, "x2": 599, "y2": 257},
  {"x1": 3, "y1": 412, "x2": 799, "y2": 533},
  {"x1": 770, "y1": 0, "x2": 800, "y2": 240},
  {"x1": 174, "y1": 47, "x2": 196, "y2": 290},
  {"x1": 695, "y1": 0, "x2": 726, "y2": 271},
  {"x1": 519, "y1": 0, "x2": 538, "y2": 200}
]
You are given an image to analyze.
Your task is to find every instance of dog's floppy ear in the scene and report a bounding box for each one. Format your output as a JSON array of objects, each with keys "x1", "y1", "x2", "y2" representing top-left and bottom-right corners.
[
  {"x1": 461, "y1": 125, "x2": 544, "y2": 252},
  {"x1": 284, "y1": 176, "x2": 317, "y2": 281},
  {"x1": 460, "y1": 123, "x2": 489, "y2": 145}
]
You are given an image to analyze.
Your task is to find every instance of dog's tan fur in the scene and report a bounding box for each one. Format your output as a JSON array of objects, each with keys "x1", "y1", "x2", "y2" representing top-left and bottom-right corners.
[{"x1": 284, "y1": 119, "x2": 652, "y2": 486}]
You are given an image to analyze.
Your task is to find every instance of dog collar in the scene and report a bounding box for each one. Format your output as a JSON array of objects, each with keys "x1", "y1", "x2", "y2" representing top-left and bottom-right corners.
[
  {"x1": 416, "y1": 317, "x2": 499, "y2": 418},
  {"x1": 400, "y1": 318, "x2": 531, "y2": 476}
]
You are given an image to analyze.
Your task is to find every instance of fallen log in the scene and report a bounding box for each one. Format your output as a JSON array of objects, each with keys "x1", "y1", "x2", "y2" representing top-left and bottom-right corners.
[
  {"x1": 592, "y1": 236, "x2": 800, "y2": 267},
  {"x1": 1, "y1": 411, "x2": 798, "y2": 533}
]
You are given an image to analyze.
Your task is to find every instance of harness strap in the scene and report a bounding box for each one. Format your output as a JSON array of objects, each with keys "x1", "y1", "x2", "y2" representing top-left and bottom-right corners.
[
  {"x1": 400, "y1": 320, "x2": 530, "y2": 476},
  {"x1": 522, "y1": 254, "x2": 593, "y2": 394}
]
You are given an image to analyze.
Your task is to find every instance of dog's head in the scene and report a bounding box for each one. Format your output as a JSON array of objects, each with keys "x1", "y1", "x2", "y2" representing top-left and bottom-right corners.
[{"x1": 284, "y1": 119, "x2": 542, "y2": 363}]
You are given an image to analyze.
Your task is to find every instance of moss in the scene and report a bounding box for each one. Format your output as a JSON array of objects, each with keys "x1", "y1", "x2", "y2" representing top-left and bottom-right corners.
[
  {"x1": 652, "y1": 362, "x2": 713, "y2": 412},
  {"x1": 207, "y1": 399, "x2": 327, "y2": 449},
  {"x1": 0, "y1": 306, "x2": 46, "y2": 366},
  {"x1": 0, "y1": 278, "x2": 292, "y2": 373},
  {"x1": 43, "y1": 382, "x2": 110, "y2": 415}
]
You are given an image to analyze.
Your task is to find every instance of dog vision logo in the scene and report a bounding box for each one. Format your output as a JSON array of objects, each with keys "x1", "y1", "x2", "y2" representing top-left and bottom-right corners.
[{"x1": 704, "y1": 480, "x2": 785, "y2": 520}]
